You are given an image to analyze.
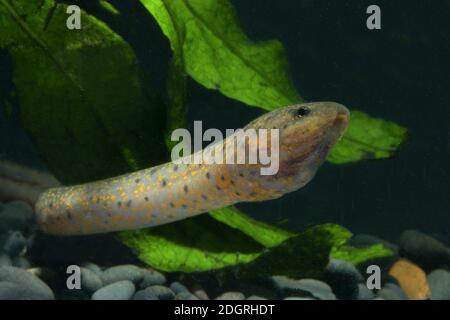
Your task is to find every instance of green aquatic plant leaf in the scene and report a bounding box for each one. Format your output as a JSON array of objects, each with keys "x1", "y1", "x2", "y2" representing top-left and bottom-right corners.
[
  {"x1": 139, "y1": 0, "x2": 301, "y2": 110},
  {"x1": 331, "y1": 244, "x2": 394, "y2": 266},
  {"x1": 120, "y1": 206, "x2": 391, "y2": 273},
  {"x1": 0, "y1": 0, "x2": 167, "y2": 183},
  {"x1": 98, "y1": 0, "x2": 120, "y2": 15},
  {"x1": 327, "y1": 111, "x2": 408, "y2": 164},
  {"x1": 118, "y1": 214, "x2": 263, "y2": 273},
  {"x1": 119, "y1": 217, "x2": 331, "y2": 276},
  {"x1": 235, "y1": 224, "x2": 335, "y2": 280},
  {"x1": 322, "y1": 223, "x2": 394, "y2": 265},
  {"x1": 320, "y1": 223, "x2": 353, "y2": 248},
  {"x1": 209, "y1": 206, "x2": 295, "y2": 248}
]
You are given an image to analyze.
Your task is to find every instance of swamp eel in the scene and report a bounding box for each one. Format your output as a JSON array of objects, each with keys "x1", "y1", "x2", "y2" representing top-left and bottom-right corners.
[{"x1": 4, "y1": 102, "x2": 349, "y2": 235}]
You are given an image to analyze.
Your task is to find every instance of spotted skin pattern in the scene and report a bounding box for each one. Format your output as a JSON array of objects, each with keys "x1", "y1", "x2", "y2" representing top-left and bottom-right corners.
[{"x1": 35, "y1": 102, "x2": 349, "y2": 235}]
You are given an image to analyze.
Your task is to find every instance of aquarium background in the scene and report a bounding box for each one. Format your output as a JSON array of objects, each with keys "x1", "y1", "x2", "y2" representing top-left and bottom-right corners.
[
  {"x1": 0, "y1": 0, "x2": 449, "y2": 300},
  {"x1": 1, "y1": 0, "x2": 448, "y2": 240}
]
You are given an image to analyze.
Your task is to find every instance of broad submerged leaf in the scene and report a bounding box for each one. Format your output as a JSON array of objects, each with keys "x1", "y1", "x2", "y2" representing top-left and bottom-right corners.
[
  {"x1": 0, "y1": 0, "x2": 167, "y2": 183},
  {"x1": 140, "y1": 0, "x2": 301, "y2": 109},
  {"x1": 118, "y1": 214, "x2": 263, "y2": 273},
  {"x1": 331, "y1": 244, "x2": 394, "y2": 265},
  {"x1": 327, "y1": 111, "x2": 408, "y2": 164},
  {"x1": 118, "y1": 216, "x2": 328, "y2": 275},
  {"x1": 120, "y1": 213, "x2": 392, "y2": 273},
  {"x1": 235, "y1": 224, "x2": 335, "y2": 280},
  {"x1": 319, "y1": 223, "x2": 394, "y2": 265}
]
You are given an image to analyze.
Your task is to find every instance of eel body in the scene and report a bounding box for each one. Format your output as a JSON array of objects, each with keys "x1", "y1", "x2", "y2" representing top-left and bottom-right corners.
[{"x1": 26, "y1": 102, "x2": 349, "y2": 235}]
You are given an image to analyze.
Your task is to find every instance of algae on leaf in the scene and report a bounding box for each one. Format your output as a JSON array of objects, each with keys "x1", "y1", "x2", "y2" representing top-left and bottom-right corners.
[
  {"x1": 0, "y1": 0, "x2": 167, "y2": 184},
  {"x1": 235, "y1": 225, "x2": 334, "y2": 280},
  {"x1": 327, "y1": 111, "x2": 408, "y2": 164}
]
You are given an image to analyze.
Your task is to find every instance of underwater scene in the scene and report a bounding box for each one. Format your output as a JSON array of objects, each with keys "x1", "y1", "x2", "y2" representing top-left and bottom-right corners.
[{"x1": 0, "y1": 0, "x2": 448, "y2": 303}]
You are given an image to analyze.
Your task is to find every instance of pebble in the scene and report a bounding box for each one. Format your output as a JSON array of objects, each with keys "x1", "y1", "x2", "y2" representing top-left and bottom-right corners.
[
  {"x1": 324, "y1": 259, "x2": 363, "y2": 300},
  {"x1": 0, "y1": 282, "x2": 36, "y2": 300},
  {"x1": 377, "y1": 283, "x2": 407, "y2": 300},
  {"x1": 2, "y1": 231, "x2": 27, "y2": 256},
  {"x1": 133, "y1": 289, "x2": 159, "y2": 300},
  {"x1": 0, "y1": 201, "x2": 34, "y2": 231},
  {"x1": 170, "y1": 281, "x2": 190, "y2": 294},
  {"x1": 356, "y1": 284, "x2": 375, "y2": 300},
  {"x1": 139, "y1": 269, "x2": 166, "y2": 288},
  {"x1": 385, "y1": 283, "x2": 408, "y2": 299},
  {"x1": 12, "y1": 256, "x2": 31, "y2": 269},
  {"x1": 297, "y1": 279, "x2": 336, "y2": 300},
  {"x1": 0, "y1": 266, "x2": 54, "y2": 300},
  {"x1": 247, "y1": 295, "x2": 267, "y2": 300},
  {"x1": 388, "y1": 258, "x2": 430, "y2": 299},
  {"x1": 427, "y1": 269, "x2": 450, "y2": 300},
  {"x1": 215, "y1": 292, "x2": 245, "y2": 300},
  {"x1": 192, "y1": 285, "x2": 209, "y2": 300},
  {"x1": 175, "y1": 292, "x2": 200, "y2": 300},
  {"x1": 377, "y1": 288, "x2": 401, "y2": 300},
  {"x1": 81, "y1": 262, "x2": 102, "y2": 276},
  {"x1": 399, "y1": 230, "x2": 450, "y2": 271},
  {"x1": 101, "y1": 264, "x2": 144, "y2": 285},
  {"x1": 91, "y1": 280, "x2": 135, "y2": 300},
  {"x1": 81, "y1": 267, "x2": 103, "y2": 292},
  {"x1": 272, "y1": 276, "x2": 335, "y2": 300},
  {"x1": 26, "y1": 268, "x2": 57, "y2": 288},
  {"x1": 140, "y1": 285, "x2": 174, "y2": 300},
  {"x1": 430, "y1": 232, "x2": 450, "y2": 247},
  {"x1": 0, "y1": 252, "x2": 12, "y2": 267}
]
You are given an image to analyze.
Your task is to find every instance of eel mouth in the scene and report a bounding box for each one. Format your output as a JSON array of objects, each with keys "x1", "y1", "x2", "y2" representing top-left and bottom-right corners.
[
  {"x1": 333, "y1": 108, "x2": 350, "y2": 137},
  {"x1": 278, "y1": 109, "x2": 349, "y2": 176},
  {"x1": 315, "y1": 109, "x2": 349, "y2": 157},
  {"x1": 299, "y1": 109, "x2": 349, "y2": 162}
]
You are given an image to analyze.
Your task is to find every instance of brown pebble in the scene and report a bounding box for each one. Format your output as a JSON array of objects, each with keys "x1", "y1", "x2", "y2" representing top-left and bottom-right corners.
[{"x1": 389, "y1": 258, "x2": 431, "y2": 300}]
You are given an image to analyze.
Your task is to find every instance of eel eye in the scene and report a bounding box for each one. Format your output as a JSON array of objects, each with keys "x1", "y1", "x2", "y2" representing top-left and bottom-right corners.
[{"x1": 296, "y1": 107, "x2": 310, "y2": 118}]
